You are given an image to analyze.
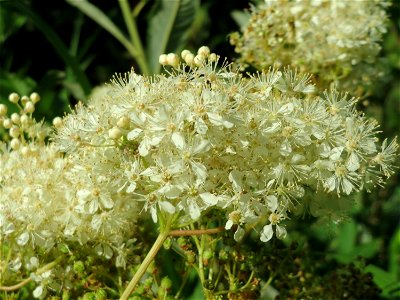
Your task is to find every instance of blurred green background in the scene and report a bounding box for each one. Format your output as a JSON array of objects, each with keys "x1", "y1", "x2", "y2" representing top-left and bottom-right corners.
[{"x1": 0, "y1": 0, "x2": 399, "y2": 298}]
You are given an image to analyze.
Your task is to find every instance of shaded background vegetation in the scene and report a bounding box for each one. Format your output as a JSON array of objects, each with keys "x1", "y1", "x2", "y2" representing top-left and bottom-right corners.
[{"x1": 0, "y1": 0, "x2": 399, "y2": 298}]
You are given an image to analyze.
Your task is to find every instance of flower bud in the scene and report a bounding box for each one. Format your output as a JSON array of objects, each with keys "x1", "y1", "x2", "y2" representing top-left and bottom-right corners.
[
  {"x1": 181, "y1": 49, "x2": 191, "y2": 60},
  {"x1": 21, "y1": 146, "x2": 30, "y2": 156},
  {"x1": 52, "y1": 117, "x2": 63, "y2": 128},
  {"x1": 184, "y1": 53, "x2": 195, "y2": 66},
  {"x1": 194, "y1": 54, "x2": 205, "y2": 67},
  {"x1": 11, "y1": 113, "x2": 20, "y2": 124},
  {"x1": 117, "y1": 116, "x2": 130, "y2": 129},
  {"x1": 160, "y1": 277, "x2": 172, "y2": 290},
  {"x1": 21, "y1": 95, "x2": 29, "y2": 106},
  {"x1": 0, "y1": 104, "x2": 7, "y2": 116},
  {"x1": 10, "y1": 138, "x2": 20, "y2": 150},
  {"x1": 8, "y1": 93, "x2": 19, "y2": 103},
  {"x1": 73, "y1": 261, "x2": 85, "y2": 274},
  {"x1": 167, "y1": 53, "x2": 179, "y2": 68},
  {"x1": 30, "y1": 92, "x2": 41, "y2": 104},
  {"x1": 109, "y1": 127, "x2": 122, "y2": 140},
  {"x1": 9, "y1": 127, "x2": 20, "y2": 138},
  {"x1": 197, "y1": 46, "x2": 210, "y2": 57},
  {"x1": 24, "y1": 101, "x2": 35, "y2": 113},
  {"x1": 159, "y1": 54, "x2": 168, "y2": 65},
  {"x1": 20, "y1": 114, "x2": 29, "y2": 126},
  {"x1": 3, "y1": 118, "x2": 12, "y2": 129},
  {"x1": 209, "y1": 53, "x2": 218, "y2": 62}
]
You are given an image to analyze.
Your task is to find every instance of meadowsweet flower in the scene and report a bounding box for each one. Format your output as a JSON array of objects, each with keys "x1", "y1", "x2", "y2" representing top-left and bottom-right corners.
[
  {"x1": 230, "y1": 0, "x2": 390, "y2": 95},
  {"x1": 0, "y1": 94, "x2": 141, "y2": 296},
  {"x1": 51, "y1": 48, "x2": 397, "y2": 244}
]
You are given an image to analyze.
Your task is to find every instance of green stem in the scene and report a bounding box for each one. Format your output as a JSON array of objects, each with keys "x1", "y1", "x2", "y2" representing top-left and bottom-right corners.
[
  {"x1": 0, "y1": 256, "x2": 64, "y2": 292},
  {"x1": 119, "y1": 216, "x2": 172, "y2": 300},
  {"x1": 118, "y1": 0, "x2": 150, "y2": 75}
]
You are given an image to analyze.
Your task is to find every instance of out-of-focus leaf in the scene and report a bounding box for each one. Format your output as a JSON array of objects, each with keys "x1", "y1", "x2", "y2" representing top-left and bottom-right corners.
[
  {"x1": 365, "y1": 264, "x2": 400, "y2": 298},
  {"x1": 0, "y1": 71, "x2": 36, "y2": 98},
  {"x1": 389, "y1": 229, "x2": 400, "y2": 279},
  {"x1": 231, "y1": 10, "x2": 251, "y2": 28},
  {"x1": 66, "y1": 0, "x2": 138, "y2": 62},
  {"x1": 146, "y1": 0, "x2": 199, "y2": 74},
  {"x1": 1, "y1": 0, "x2": 91, "y2": 99},
  {"x1": 186, "y1": 279, "x2": 204, "y2": 300},
  {"x1": 0, "y1": 5, "x2": 26, "y2": 44},
  {"x1": 332, "y1": 221, "x2": 357, "y2": 257}
]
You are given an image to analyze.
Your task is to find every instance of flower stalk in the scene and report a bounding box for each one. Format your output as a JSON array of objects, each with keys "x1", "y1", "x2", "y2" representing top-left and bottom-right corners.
[{"x1": 119, "y1": 216, "x2": 173, "y2": 300}]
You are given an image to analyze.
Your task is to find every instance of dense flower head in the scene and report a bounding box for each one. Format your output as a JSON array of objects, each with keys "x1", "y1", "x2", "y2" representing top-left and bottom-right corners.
[
  {"x1": 230, "y1": 0, "x2": 390, "y2": 96},
  {"x1": 0, "y1": 94, "x2": 140, "y2": 291},
  {"x1": 53, "y1": 47, "x2": 398, "y2": 242}
]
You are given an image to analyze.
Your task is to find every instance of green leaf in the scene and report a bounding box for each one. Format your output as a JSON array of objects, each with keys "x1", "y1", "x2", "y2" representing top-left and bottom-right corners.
[
  {"x1": 66, "y1": 0, "x2": 138, "y2": 62},
  {"x1": 365, "y1": 264, "x2": 400, "y2": 298},
  {"x1": 0, "y1": 0, "x2": 91, "y2": 99},
  {"x1": 186, "y1": 279, "x2": 204, "y2": 300},
  {"x1": 231, "y1": 10, "x2": 251, "y2": 28},
  {"x1": 0, "y1": 4, "x2": 26, "y2": 44},
  {"x1": 389, "y1": 229, "x2": 400, "y2": 279},
  {"x1": 146, "y1": 0, "x2": 199, "y2": 74}
]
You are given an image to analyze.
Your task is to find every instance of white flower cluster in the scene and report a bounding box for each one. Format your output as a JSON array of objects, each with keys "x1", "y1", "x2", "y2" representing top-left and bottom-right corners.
[
  {"x1": 230, "y1": 0, "x2": 390, "y2": 95},
  {"x1": 0, "y1": 94, "x2": 139, "y2": 290},
  {"x1": 52, "y1": 47, "x2": 397, "y2": 243}
]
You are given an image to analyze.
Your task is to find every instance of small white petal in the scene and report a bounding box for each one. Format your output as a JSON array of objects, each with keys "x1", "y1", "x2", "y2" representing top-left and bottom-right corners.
[
  {"x1": 190, "y1": 161, "x2": 207, "y2": 180},
  {"x1": 234, "y1": 226, "x2": 245, "y2": 241},
  {"x1": 278, "y1": 103, "x2": 294, "y2": 115},
  {"x1": 188, "y1": 202, "x2": 201, "y2": 220},
  {"x1": 150, "y1": 206, "x2": 158, "y2": 223},
  {"x1": 199, "y1": 192, "x2": 218, "y2": 205},
  {"x1": 171, "y1": 132, "x2": 186, "y2": 150},
  {"x1": 266, "y1": 195, "x2": 278, "y2": 212},
  {"x1": 126, "y1": 182, "x2": 137, "y2": 193},
  {"x1": 276, "y1": 225, "x2": 287, "y2": 239},
  {"x1": 159, "y1": 201, "x2": 176, "y2": 214},
  {"x1": 195, "y1": 118, "x2": 208, "y2": 134},
  {"x1": 127, "y1": 128, "x2": 143, "y2": 140},
  {"x1": 346, "y1": 152, "x2": 360, "y2": 172},
  {"x1": 330, "y1": 147, "x2": 344, "y2": 161},
  {"x1": 17, "y1": 232, "x2": 29, "y2": 246},
  {"x1": 33, "y1": 286, "x2": 44, "y2": 298},
  {"x1": 260, "y1": 224, "x2": 274, "y2": 242},
  {"x1": 342, "y1": 178, "x2": 354, "y2": 195},
  {"x1": 225, "y1": 219, "x2": 234, "y2": 230},
  {"x1": 77, "y1": 189, "x2": 91, "y2": 201}
]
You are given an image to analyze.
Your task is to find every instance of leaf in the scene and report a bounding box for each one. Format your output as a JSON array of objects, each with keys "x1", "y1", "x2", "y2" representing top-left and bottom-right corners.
[
  {"x1": 146, "y1": 0, "x2": 199, "y2": 74},
  {"x1": 365, "y1": 264, "x2": 400, "y2": 298},
  {"x1": 231, "y1": 10, "x2": 251, "y2": 28},
  {"x1": 389, "y1": 229, "x2": 400, "y2": 279},
  {"x1": 66, "y1": 0, "x2": 138, "y2": 62},
  {"x1": 1, "y1": 0, "x2": 91, "y2": 98}
]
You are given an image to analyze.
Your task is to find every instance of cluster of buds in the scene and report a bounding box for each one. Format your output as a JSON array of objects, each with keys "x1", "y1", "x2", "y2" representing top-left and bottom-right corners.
[
  {"x1": 0, "y1": 92, "x2": 49, "y2": 152},
  {"x1": 159, "y1": 46, "x2": 218, "y2": 68}
]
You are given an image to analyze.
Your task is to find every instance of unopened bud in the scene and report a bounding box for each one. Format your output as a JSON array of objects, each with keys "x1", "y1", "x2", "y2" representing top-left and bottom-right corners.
[
  {"x1": 10, "y1": 138, "x2": 20, "y2": 150},
  {"x1": 52, "y1": 117, "x2": 63, "y2": 128},
  {"x1": 11, "y1": 113, "x2": 20, "y2": 124},
  {"x1": 181, "y1": 49, "x2": 191, "y2": 60},
  {"x1": 109, "y1": 127, "x2": 122, "y2": 140},
  {"x1": 24, "y1": 101, "x2": 35, "y2": 113},
  {"x1": 8, "y1": 93, "x2": 19, "y2": 103},
  {"x1": 197, "y1": 46, "x2": 210, "y2": 57},
  {"x1": 167, "y1": 53, "x2": 179, "y2": 68},
  {"x1": 159, "y1": 54, "x2": 168, "y2": 65},
  {"x1": 30, "y1": 92, "x2": 41, "y2": 104},
  {"x1": 0, "y1": 104, "x2": 7, "y2": 116},
  {"x1": 3, "y1": 118, "x2": 12, "y2": 129},
  {"x1": 117, "y1": 116, "x2": 130, "y2": 129}
]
